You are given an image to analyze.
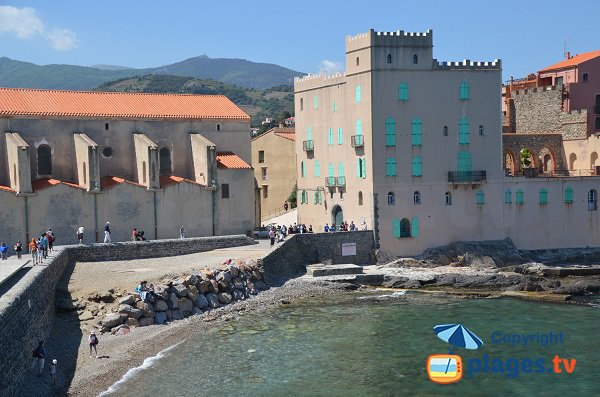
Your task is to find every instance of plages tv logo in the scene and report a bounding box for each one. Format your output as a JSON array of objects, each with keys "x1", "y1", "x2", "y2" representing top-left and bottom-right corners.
[{"x1": 427, "y1": 323, "x2": 483, "y2": 384}]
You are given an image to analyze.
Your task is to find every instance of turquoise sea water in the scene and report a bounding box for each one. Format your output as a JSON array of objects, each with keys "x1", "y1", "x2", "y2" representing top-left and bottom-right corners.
[{"x1": 102, "y1": 292, "x2": 600, "y2": 397}]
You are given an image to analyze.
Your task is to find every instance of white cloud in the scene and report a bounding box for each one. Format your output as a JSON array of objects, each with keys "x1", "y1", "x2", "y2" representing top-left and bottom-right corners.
[
  {"x1": 319, "y1": 60, "x2": 344, "y2": 74},
  {"x1": 0, "y1": 5, "x2": 79, "y2": 51}
]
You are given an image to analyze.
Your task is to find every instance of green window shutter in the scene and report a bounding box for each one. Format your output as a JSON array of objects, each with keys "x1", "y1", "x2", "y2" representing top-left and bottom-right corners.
[
  {"x1": 386, "y1": 158, "x2": 396, "y2": 176},
  {"x1": 460, "y1": 82, "x2": 470, "y2": 100},
  {"x1": 313, "y1": 96, "x2": 318, "y2": 109},
  {"x1": 314, "y1": 160, "x2": 320, "y2": 177},
  {"x1": 459, "y1": 118, "x2": 469, "y2": 144},
  {"x1": 476, "y1": 190, "x2": 485, "y2": 205},
  {"x1": 306, "y1": 127, "x2": 313, "y2": 141},
  {"x1": 457, "y1": 151, "x2": 472, "y2": 172},
  {"x1": 505, "y1": 189, "x2": 512, "y2": 204},
  {"x1": 392, "y1": 218, "x2": 401, "y2": 238},
  {"x1": 539, "y1": 189, "x2": 548, "y2": 205},
  {"x1": 332, "y1": 101, "x2": 336, "y2": 112},
  {"x1": 301, "y1": 161, "x2": 306, "y2": 178},
  {"x1": 411, "y1": 216, "x2": 419, "y2": 238},
  {"x1": 328, "y1": 128, "x2": 333, "y2": 145},
  {"x1": 564, "y1": 187, "x2": 574, "y2": 203},
  {"x1": 313, "y1": 192, "x2": 317, "y2": 204},
  {"x1": 355, "y1": 85, "x2": 361, "y2": 103},
  {"x1": 328, "y1": 162, "x2": 334, "y2": 177},
  {"x1": 516, "y1": 189, "x2": 524, "y2": 204},
  {"x1": 385, "y1": 117, "x2": 396, "y2": 146},
  {"x1": 338, "y1": 163, "x2": 345, "y2": 177},
  {"x1": 411, "y1": 117, "x2": 422, "y2": 146},
  {"x1": 398, "y1": 82, "x2": 409, "y2": 101},
  {"x1": 318, "y1": 191, "x2": 322, "y2": 204},
  {"x1": 412, "y1": 156, "x2": 422, "y2": 177},
  {"x1": 356, "y1": 119, "x2": 363, "y2": 136},
  {"x1": 356, "y1": 158, "x2": 361, "y2": 177},
  {"x1": 337, "y1": 127, "x2": 343, "y2": 144},
  {"x1": 361, "y1": 158, "x2": 366, "y2": 178}
]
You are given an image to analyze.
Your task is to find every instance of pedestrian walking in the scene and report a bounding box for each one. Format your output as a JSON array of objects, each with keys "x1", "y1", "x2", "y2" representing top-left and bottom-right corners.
[
  {"x1": 31, "y1": 340, "x2": 46, "y2": 375},
  {"x1": 46, "y1": 228, "x2": 55, "y2": 252},
  {"x1": 0, "y1": 242, "x2": 8, "y2": 260},
  {"x1": 283, "y1": 202, "x2": 288, "y2": 211},
  {"x1": 77, "y1": 225, "x2": 84, "y2": 244},
  {"x1": 179, "y1": 225, "x2": 185, "y2": 239},
  {"x1": 14, "y1": 240, "x2": 22, "y2": 259},
  {"x1": 268, "y1": 227, "x2": 275, "y2": 247},
  {"x1": 28, "y1": 238, "x2": 38, "y2": 265},
  {"x1": 104, "y1": 222, "x2": 112, "y2": 243},
  {"x1": 50, "y1": 359, "x2": 57, "y2": 385},
  {"x1": 89, "y1": 331, "x2": 99, "y2": 358},
  {"x1": 40, "y1": 234, "x2": 48, "y2": 259},
  {"x1": 131, "y1": 227, "x2": 138, "y2": 241}
]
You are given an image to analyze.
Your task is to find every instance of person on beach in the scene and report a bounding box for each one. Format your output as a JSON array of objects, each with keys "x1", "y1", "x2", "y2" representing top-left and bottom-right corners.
[
  {"x1": 32, "y1": 340, "x2": 46, "y2": 375},
  {"x1": 179, "y1": 225, "x2": 185, "y2": 239},
  {"x1": 104, "y1": 222, "x2": 112, "y2": 243},
  {"x1": 14, "y1": 240, "x2": 22, "y2": 259},
  {"x1": 77, "y1": 225, "x2": 84, "y2": 244},
  {"x1": 89, "y1": 331, "x2": 99, "y2": 358},
  {"x1": 0, "y1": 242, "x2": 8, "y2": 260},
  {"x1": 29, "y1": 238, "x2": 38, "y2": 265},
  {"x1": 50, "y1": 359, "x2": 57, "y2": 385}
]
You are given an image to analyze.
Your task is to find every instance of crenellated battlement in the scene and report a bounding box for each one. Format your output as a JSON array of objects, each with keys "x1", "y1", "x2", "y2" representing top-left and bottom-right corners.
[
  {"x1": 512, "y1": 85, "x2": 561, "y2": 95},
  {"x1": 294, "y1": 72, "x2": 347, "y2": 92},
  {"x1": 346, "y1": 28, "x2": 433, "y2": 52},
  {"x1": 434, "y1": 58, "x2": 501, "y2": 70}
]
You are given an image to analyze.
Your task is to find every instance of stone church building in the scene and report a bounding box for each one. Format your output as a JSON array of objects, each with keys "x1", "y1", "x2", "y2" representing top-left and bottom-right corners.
[{"x1": 0, "y1": 88, "x2": 253, "y2": 244}]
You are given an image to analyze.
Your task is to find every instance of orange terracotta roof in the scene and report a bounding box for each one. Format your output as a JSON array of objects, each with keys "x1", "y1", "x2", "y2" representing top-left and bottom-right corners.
[
  {"x1": 216, "y1": 152, "x2": 252, "y2": 169},
  {"x1": 100, "y1": 176, "x2": 145, "y2": 189},
  {"x1": 0, "y1": 88, "x2": 250, "y2": 121},
  {"x1": 274, "y1": 131, "x2": 296, "y2": 141},
  {"x1": 31, "y1": 178, "x2": 84, "y2": 191},
  {"x1": 159, "y1": 175, "x2": 203, "y2": 187},
  {"x1": 252, "y1": 127, "x2": 295, "y2": 142},
  {"x1": 539, "y1": 50, "x2": 600, "y2": 72},
  {"x1": 0, "y1": 185, "x2": 15, "y2": 193}
]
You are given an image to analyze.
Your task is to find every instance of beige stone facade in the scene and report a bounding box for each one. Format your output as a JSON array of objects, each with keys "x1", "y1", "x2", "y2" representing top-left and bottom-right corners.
[{"x1": 251, "y1": 127, "x2": 296, "y2": 223}]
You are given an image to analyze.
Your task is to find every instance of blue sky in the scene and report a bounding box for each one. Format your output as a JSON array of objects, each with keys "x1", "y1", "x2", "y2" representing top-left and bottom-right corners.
[{"x1": 1, "y1": 0, "x2": 598, "y2": 82}]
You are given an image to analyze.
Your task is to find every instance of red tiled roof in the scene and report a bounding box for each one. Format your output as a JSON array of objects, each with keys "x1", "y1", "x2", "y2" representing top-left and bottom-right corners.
[
  {"x1": 0, "y1": 185, "x2": 15, "y2": 193},
  {"x1": 100, "y1": 176, "x2": 144, "y2": 190},
  {"x1": 31, "y1": 178, "x2": 84, "y2": 191},
  {"x1": 274, "y1": 131, "x2": 296, "y2": 141},
  {"x1": 0, "y1": 88, "x2": 251, "y2": 121},
  {"x1": 252, "y1": 127, "x2": 295, "y2": 142},
  {"x1": 159, "y1": 175, "x2": 203, "y2": 187},
  {"x1": 539, "y1": 50, "x2": 600, "y2": 72},
  {"x1": 216, "y1": 152, "x2": 252, "y2": 169}
]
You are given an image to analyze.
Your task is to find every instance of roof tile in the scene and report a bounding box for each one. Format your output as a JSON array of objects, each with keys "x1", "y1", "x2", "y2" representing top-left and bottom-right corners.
[
  {"x1": 216, "y1": 152, "x2": 252, "y2": 169},
  {"x1": 539, "y1": 50, "x2": 600, "y2": 72}
]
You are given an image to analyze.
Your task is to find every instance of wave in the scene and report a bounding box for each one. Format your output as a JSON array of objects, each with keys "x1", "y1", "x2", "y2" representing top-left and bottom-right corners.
[
  {"x1": 358, "y1": 290, "x2": 407, "y2": 300},
  {"x1": 98, "y1": 342, "x2": 182, "y2": 396}
]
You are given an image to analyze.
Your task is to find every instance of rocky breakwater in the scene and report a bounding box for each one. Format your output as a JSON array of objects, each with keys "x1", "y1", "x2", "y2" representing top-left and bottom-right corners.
[{"x1": 58, "y1": 260, "x2": 268, "y2": 335}]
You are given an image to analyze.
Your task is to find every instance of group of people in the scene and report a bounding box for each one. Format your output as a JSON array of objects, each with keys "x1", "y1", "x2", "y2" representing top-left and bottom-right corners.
[
  {"x1": 0, "y1": 229, "x2": 54, "y2": 263},
  {"x1": 135, "y1": 280, "x2": 157, "y2": 302},
  {"x1": 267, "y1": 223, "x2": 313, "y2": 246},
  {"x1": 324, "y1": 220, "x2": 366, "y2": 232},
  {"x1": 131, "y1": 228, "x2": 147, "y2": 241}
]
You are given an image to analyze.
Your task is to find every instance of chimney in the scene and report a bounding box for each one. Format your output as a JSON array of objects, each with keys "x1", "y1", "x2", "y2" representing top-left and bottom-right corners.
[{"x1": 566, "y1": 51, "x2": 571, "y2": 59}]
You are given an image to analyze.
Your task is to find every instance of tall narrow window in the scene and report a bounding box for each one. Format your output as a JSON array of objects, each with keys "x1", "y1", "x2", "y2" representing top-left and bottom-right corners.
[
  {"x1": 505, "y1": 189, "x2": 512, "y2": 204},
  {"x1": 337, "y1": 127, "x2": 343, "y2": 144},
  {"x1": 385, "y1": 117, "x2": 396, "y2": 146},
  {"x1": 258, "y1": 150, "x2": 265, "y2": 163},
  {"x1": 411, "y1": 117, "x2": 422, "y2": 146},
  {"x1": 332, "y1": 101, "x2": 337, "y2": 112},
  {"x1": 398, "y1": 82, "x2": 409, "y2": 101},
  {"x1": 355, "y1": 119, "x2": 363, "y2": 146},
  {"x1": 300, "y1": 98, "x2": 304, "y2": 111},
  {"x1": 457, "y1": 150, "x2": 472, "y2": 172},
  {"x1": 159, "y1": 147, "x2": 172, "y2": 175},
  {"x1": 443, "y1": 126, "x2": 448, "y2": 136},
  {"x1": 83, "y1": 162, "x2": 87, "y2": 185},
  {"x1": 221, "y1": 183, "x2": 230, "y2": 199},
  {"x1": 307, "y1": 127, "x2": 313, "y2": 141},
  {"x1": 564, "y1": 187, "x2": 574, "y2": 204},
  {"x1": 328, "y1": 128, "x2": 333, "y2": 145},
  {"x1": 412, "y1": 156, "x2": 422, "y2": 177},
  {"x1": 355, "y1": 85, "x2": 361, "y2": 103},
  {"x1": 388, "y1": 192, "x2": 395, "y2": 206},
  {"x1": 314, "y1": 160, "x2": 320, "y2": 177},
  {"x1": 392, "y1": 218, "x2": 401, "y2": 238},
  {"x1": 588, "y1": 189, "x2": 597, "y2": 210},
  {"x1": 386, "y1": 54, "x2": 392, "y2": 64},
  {"x1": 357, "y1": 158, "x2": 366, "y2": 178},
  {"x1": 37, "y1": 145, "x2": 52, "y2": 175},
  {"x1": 516, "y1": 189, "x2": 525, "y2": 205},
  {"x1": 445, "y1": 191, "x2": 452, "y2": 206},
  {"x1": 356, "y1": 119, "x2": 363, "y2": 135},
  {"x1": 459, "y1": 82, "x2": 470, "y2": 100},
  {"x1": 413, "y1": 54, "x2": 418, "y2": 64},
  {"x1": 301, "y1": 161, "x2": 306, "y2": 177},
  {"x1": 328, "y1": 162, "x2": 335, "y2": 177},
  {"x1": 414, "y1": 191, "x2": 421, "y2": 205},
  {"x1": 400, "y1": 218, "x2": 411, "y2": 237},
  {"x1": 313, "y1": 95, "x2": 318, "y2": 110},
  {"x1": 476, "y1": 190, "x2": 485, "y2": 205},
  {"x1": 356, "y1": 57, "x2": 360, "y2": 66},
  {"x1": 539, "y1": 188, "x2": 548, "y2": 205},
  {"x1": 216, "y1": 124, "x2": 221, "y2": 131},
  {"x1": 459, "y1": 117, "x2": 470, "y2": 144},
  {"x1": 142, "y1": 161, "x2": 147, "y2": 183},
  {"x1": 386, "y1": 158, "x2": 397, "y2": 176},
  {"x1": 338, "y1": 163, "x2": 345, "y2": 178},
  {"x1": 358, "y1": 191, "x2": 363, "y2": 205}
]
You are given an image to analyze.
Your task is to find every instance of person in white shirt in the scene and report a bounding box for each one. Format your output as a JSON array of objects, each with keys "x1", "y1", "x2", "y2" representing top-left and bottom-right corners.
[{"x1": 77, "y1": 225, "x2": 84, "y2": 244}]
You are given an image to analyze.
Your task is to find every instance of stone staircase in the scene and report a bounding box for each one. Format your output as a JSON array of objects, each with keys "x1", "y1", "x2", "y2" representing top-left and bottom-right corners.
[{"x1": 304, "y1": 263, "x2": 384, "y2": 286}]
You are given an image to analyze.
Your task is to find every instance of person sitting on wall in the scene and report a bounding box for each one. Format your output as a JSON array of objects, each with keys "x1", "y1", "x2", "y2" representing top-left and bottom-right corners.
[
  {"x1": 330, "y1": 224, "x2": 336, "y2": 232},
  {"x1": 132, "y1": 228, "x2": 138, "y2": 241},
  {"x1": 308, "y1": 225, "x2": 313, "y2": 233},
  {"x1": 135, "y1": 230, "x2": 146, "y2": 241},
  {"x1": 324, "y1": 223, "x2": 330, "y2": 232}
]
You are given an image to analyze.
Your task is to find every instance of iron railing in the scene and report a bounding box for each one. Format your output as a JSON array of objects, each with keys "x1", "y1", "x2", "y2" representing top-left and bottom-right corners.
[
  {"x1": 351, "y1": 135, "x2": 364, "y2": 148},
  {"x1": 303, "y1": 140, "x2": 314, "y2": 151},
  {"x1": 325, "y1": 176, "x2": 336, "y2": 187},
  {"x1": 448, "y1": 170, "x2": 487, "y2": 183},
  {"x1": 336, "y1": 176, "x2": 346, "y2": 186}
]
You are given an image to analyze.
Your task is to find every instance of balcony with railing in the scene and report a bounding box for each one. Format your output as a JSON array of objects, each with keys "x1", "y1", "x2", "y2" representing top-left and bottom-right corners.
[
  {"x1": 335, "y1": 176, "x2": 346, "y2": 187},
  {"x1": 351, "y1": 135, "x2": 364, "y2": 148},
  {"x1": 325, "y1": 176, "x2": 336, "y2": 187},
  {"x1": 303, "y1": 140, "x2": 314, "y2": 152},
  {"x1": 448, "y1": 170, "x2": 487, "y2": 184}
]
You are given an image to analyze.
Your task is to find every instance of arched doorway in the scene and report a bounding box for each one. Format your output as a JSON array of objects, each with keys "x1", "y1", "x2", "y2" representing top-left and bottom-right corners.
[
  {"x1": 332, "y1": 205, "x2": 343, "y2": 227},
  {"x1": 504, "y1": 150, "x2": 516, "y2": 176}
]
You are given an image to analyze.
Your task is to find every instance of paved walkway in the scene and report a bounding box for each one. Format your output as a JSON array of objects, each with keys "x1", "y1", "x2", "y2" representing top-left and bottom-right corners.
[
  {"x1": 264, "y1": 208, "x2": 298, "y2": 227},
  {"x1": 0, "y1": 256, "x2": 31, "y2": 288}
]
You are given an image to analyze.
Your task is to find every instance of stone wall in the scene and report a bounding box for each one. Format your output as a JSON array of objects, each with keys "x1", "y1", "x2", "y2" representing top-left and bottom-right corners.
[
  {"x1": 503, "y1": 133, "x2": 566, "y2": 174},
  {"x1": 261, "y1": 231, "x2": 376, "y2": 283},
  {"x1": 0, "y1": 235, "x2": 255, "y2": 396}
]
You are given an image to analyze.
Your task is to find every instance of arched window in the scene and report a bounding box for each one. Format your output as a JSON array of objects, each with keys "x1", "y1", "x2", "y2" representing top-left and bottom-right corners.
[
  {"x1": 314, "y1": 160, "x2": 320, "y2": 177},
  {"x1": 355, "y1": 85, "x2": 361, "y2": 103},
  {"x1": 356, "y1": 119, "x2": 363, "y2": 136},
  {"x1": 413, "y1": 54, "x2": 418, "y2": 64},
  {"x1": 387, "y1": 192, "x2": 395, "y2": 206},
  {"x1": 459, "y1": 117, "x2": 470, "y2": 144},
  {"x1": 516, "y1": 189, "x2": 525, "y2": 205},
  {"x1": 476, "y1": 189, "x2": 485, "y2": 205},
  {"x1": 457, "y1": 150, "x2": 472, "y2": 172},
  {"x1": 37, "y1": 145, "x2": 52, "y2": 175},
  {"x1": 479, "y1": 125, "x2": 484, "y2": 136},
  {"x1": 398, "y1": 82, "x2": 409, "y2": 101},
  {"x1": 505, "y1": 189, "x2": 512, "y2": 204},
  {"x1": 392, "y1": 218, "x2": 401, "y2": 238},
  {"x1": 443, "y1": 126, "x2": 448, "y2": 136},
  {"x1": 539, "y1": 188, "x2": 548, "y2": 205},
  {"x1": 301, "y1": 161, "x2": 306, "y2": 177},
  {"x1": 459, "y1": 82, "x2": 470, "y2": 100},
  {"x1": 588, "y1": 189, "x2": 597, "y2": 210},
  {"x1": 564, "y1": 187, "x2": 574, "y2": 204},
  {"x1": 400, "y1": 218, "x2": 411, "y2": 237},
  {"x1": 338, "y1": 162, "x2": 345, "y2": 179},
  {"x1": 358, "y1": 191, "x2": 363, "y2": 205},
  {"x1": 385, "y1": 117, "x2": 396, "y2": 146},
  {"x1": 445, "y1": 191, "x2": 452, "y2": 205},
  {"x1": 411, "y1": 117, "x2": 422, "y2": 146},
  {"x1": 300, "y1": 98, "x2": 304, "y2": 111},
  {"x1": 159, "y1": 147, "x2": 172, "y2": 175},
  {"x1": 414, "y1": 191, "x2": 421, "y2": 205},
  {"x1": 386, "y1": 158, "x2": 397, "y2": 176},
  {"x1": 386, "y1": 54, "x2": 392, "y2": 64},
  {"x1": 412, "y1": 156, "x2": 422, "y2": 177},
  {"x1": 569, "y1": 153, "x2": 577, "y2": 170}
]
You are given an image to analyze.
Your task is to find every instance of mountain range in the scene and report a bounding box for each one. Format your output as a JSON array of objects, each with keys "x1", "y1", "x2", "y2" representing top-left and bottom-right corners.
[{"x1": 0, "y1": 55, "x2": 303, "y2": 90}]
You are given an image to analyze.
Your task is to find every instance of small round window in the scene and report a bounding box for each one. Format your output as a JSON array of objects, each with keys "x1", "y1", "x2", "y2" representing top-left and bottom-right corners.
[{"x1": 102, "y1": 146, "x2": 114, "y2": 158}]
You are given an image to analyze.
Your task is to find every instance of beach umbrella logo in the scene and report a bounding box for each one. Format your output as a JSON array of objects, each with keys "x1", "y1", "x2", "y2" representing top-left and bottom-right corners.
[{"x1": 427, "y1": 323, "x2": 483, "y2": 384}]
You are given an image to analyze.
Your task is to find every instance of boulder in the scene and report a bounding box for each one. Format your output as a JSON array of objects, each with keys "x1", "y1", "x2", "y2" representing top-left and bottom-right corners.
[
  {"x1": 194, "y1": 294, "x2": 209, "y2": 309},
  {"x1": 153, "y1": 299, "x2": 168, "y2": 312},
  {"x1": 139, "y1": 317, "x2": 155, "y2": 327},
  {"x1": 218, "y1": 292, "x2": 232, "y2": 304},
  {"x1": 252, "y1": 270, "x2": 263, "y2": 280},
  {"x1": 171, "y1": 310, "x2": 184, "y2": 321},
  {"x1": 187, "y1": 285, "x2": 199, "y2": 303},
  {"x1": 209, "y1": 280, "x2": 219, "y2": 293},
  {"x1": 232, "y1": 277, "x2": 245, "y2": 290},
  {"x1": 173, "y1": 284, "x2": 188, "y2": 298},
  {"x1": 113, "y1": 325, "x2": 130, "y2": 336},
  {"x1": 228, "y1": 265, "x2": 239, "y2": 278},
  {"x1": 88, "y1": 291, "x2": 115, "y2": 303},
  {"x1": 198, "y1": 280, "x2": 210, "y2": 294},
  {"x1": 183, "y1": 274, "x2": 198, "y2": 286},
  {"x1": 217, "y1": 271, "x2": 232, "y2": 284},
  {"x1": 232, "y1": 289, "x2": 245, "y2": 301},
  {"x1": 178, "y1": 298, "x2": 194, "y2": 314},
  {"x1": 192, "y1": 307, "x2": 204, "y2": 316},
  {"x1": 126, "y1": 318, "x2": 139, "y2": 327},
  {"x1": 206, "y1": 293, "x2": 220, "y2": 308},
  {"x1": 135, "y1": 301, "x2": 156, "y2": 318},
  {"x1": 200, "y1": 269, "x2": 214, "y2": 279},
  {"x1": 118, "y1": 295, "x2": 136, "y2": 305},
  {"x1": 119, "y1": 304, "x2": 143, "y2": 319},
  {"x1": 246, "y1": 281, "x2": 258, "y2": 295},
  {"x1": 102, "y1": 313, "x2": 125, "y2": 330},
  {"x1": 154, "y1": 311, "x2": 168, "y2": 325},
  {"x1": 78, "y1": 311, "x2": 94, "y2": 321},
  {"x1": 254, "y1": 280, "x2": 268, "y2": 291},
  {"x1": 167, "y1": 293, "x2": 179, "y2": 309},
  {"x1": 218, "y1": 280, "x2": 230, "y2": 291}
]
